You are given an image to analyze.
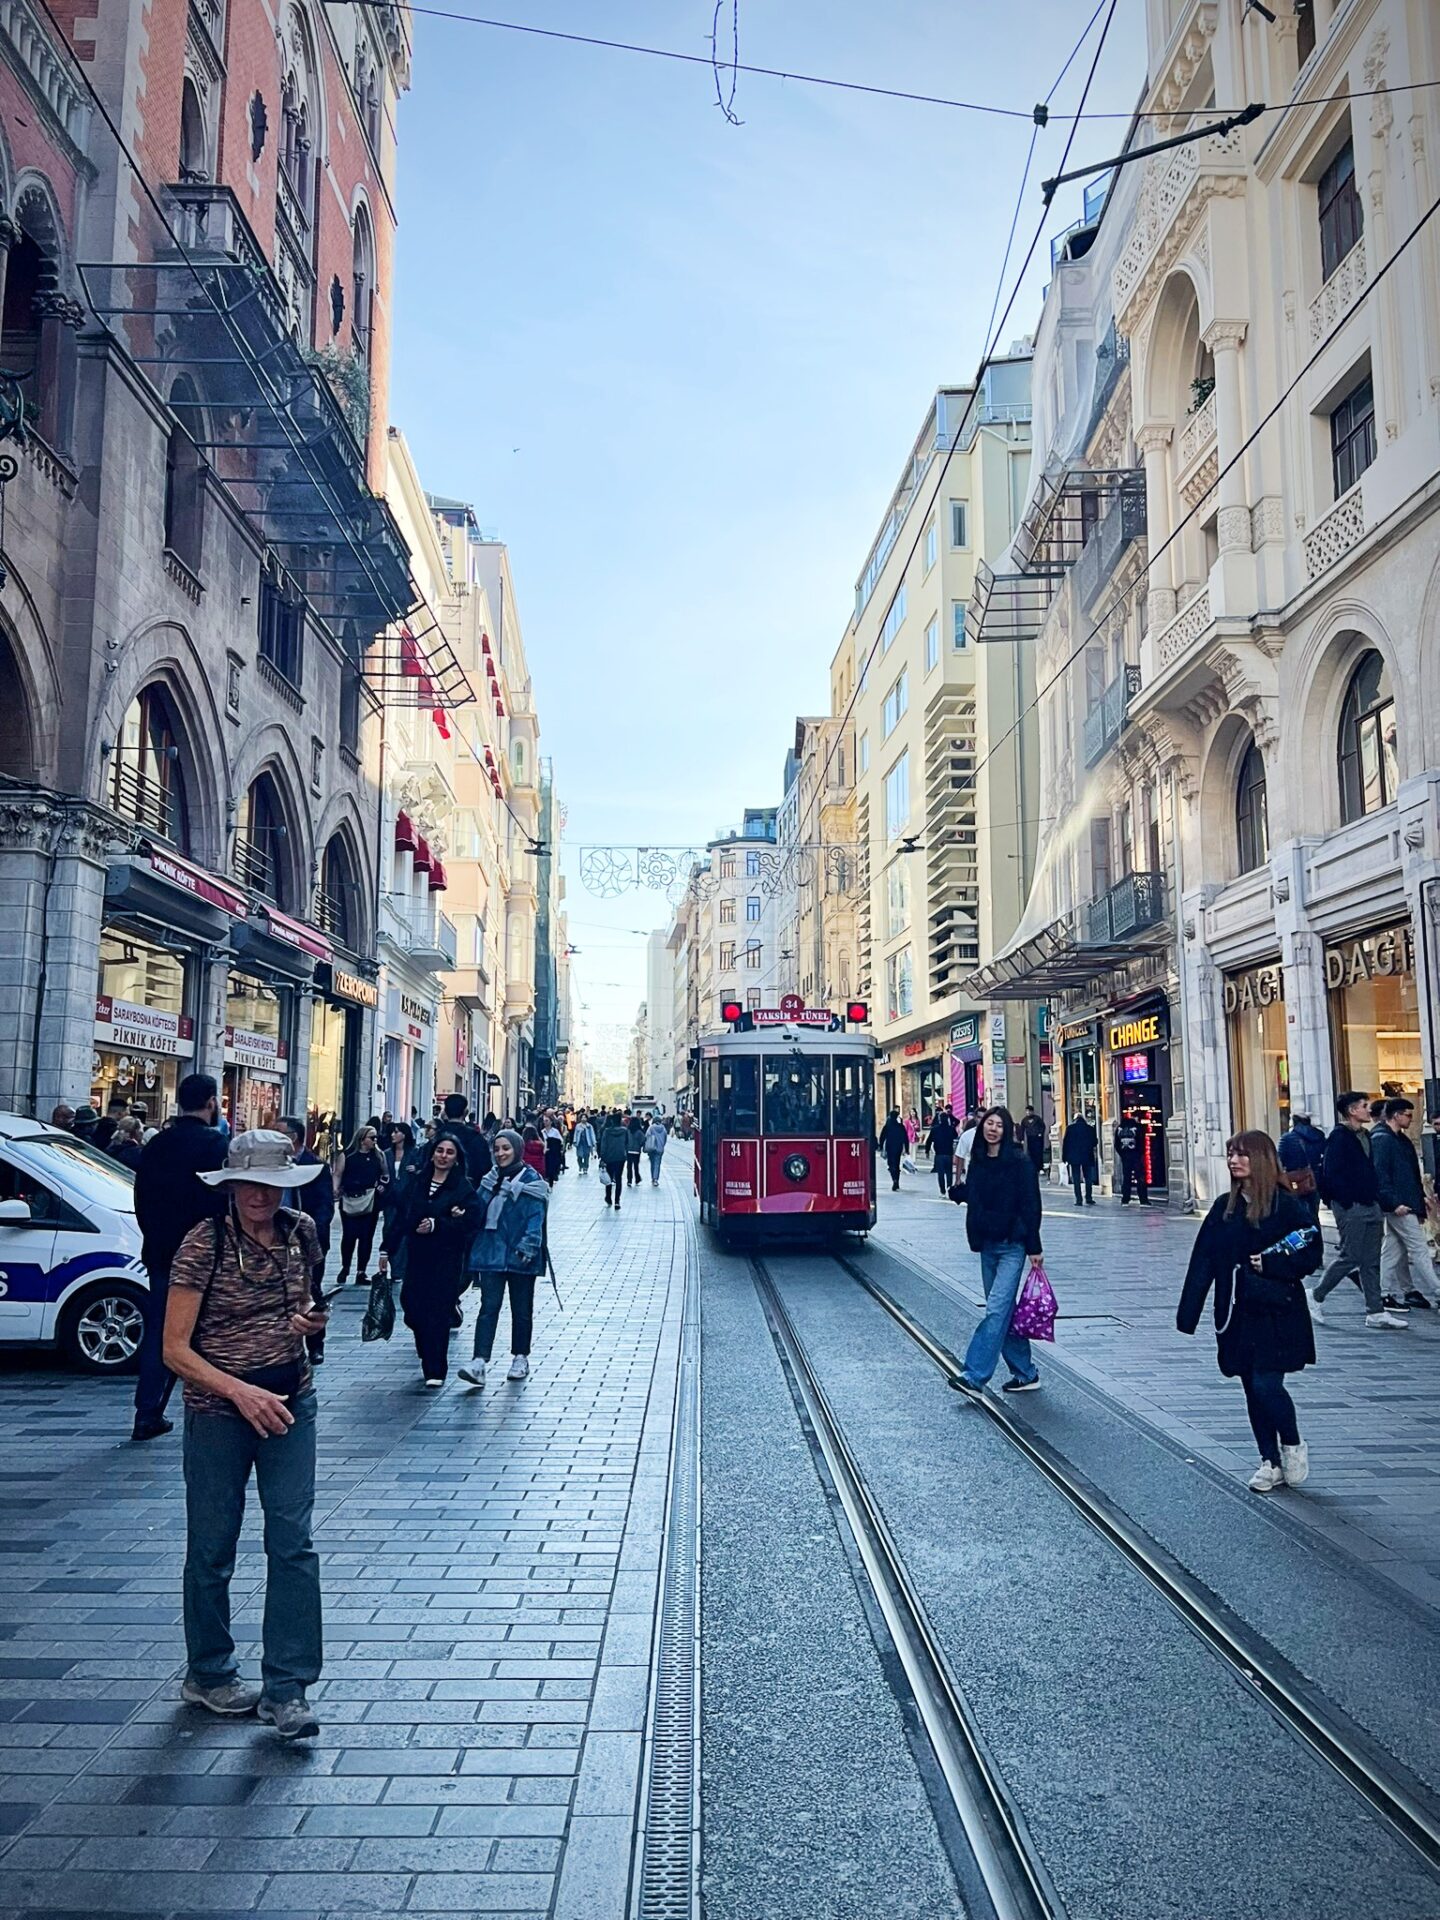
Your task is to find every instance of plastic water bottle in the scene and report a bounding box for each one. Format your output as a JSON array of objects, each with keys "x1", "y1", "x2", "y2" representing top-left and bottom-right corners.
[{"x1": 1260, "y1": 1226, "x2": 1317, "y2": 1258}]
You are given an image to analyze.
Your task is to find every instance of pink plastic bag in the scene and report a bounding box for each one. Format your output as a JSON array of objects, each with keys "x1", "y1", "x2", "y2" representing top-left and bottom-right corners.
[{"x1": 1010, "y1": 1263, "x2": 1058, "y2": 1342}]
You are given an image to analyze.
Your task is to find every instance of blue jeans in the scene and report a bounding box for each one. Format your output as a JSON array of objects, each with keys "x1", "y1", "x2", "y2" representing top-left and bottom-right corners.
[
  {"x1": 182, "y1": 1391, "x2": 321, "y2": 1702},
  {"x1": 648, "y1": 1149, "x2": 664, "y2": 1183},
  {"x1": 960, "y1": 1242, "x2": 1038, "y2": 1388}
]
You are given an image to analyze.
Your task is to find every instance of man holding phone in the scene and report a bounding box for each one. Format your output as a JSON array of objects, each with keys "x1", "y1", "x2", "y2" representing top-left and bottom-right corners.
[{"x1": 163, "y1": 1130, "x2": 330, "y2": 1740}]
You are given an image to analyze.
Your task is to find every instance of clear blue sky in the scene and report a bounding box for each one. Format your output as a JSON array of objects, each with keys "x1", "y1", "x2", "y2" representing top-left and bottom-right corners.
[{"x1": 389, "y1": 0, "x2": 1146, "y2": 1076}]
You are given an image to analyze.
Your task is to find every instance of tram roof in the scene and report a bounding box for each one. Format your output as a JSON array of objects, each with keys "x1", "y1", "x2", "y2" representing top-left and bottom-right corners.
[{"x1": 697, "y1": 1024, "x2": 877, "y2": 1056}]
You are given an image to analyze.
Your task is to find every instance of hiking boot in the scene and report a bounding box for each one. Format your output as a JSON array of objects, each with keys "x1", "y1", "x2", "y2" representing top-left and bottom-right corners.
[
  {"x1": 181, "y1": 1677, "x2": 261, "y2": 1716},
  {"x1": 258, "y1": 1695, "x2": 320, "y2": 1740}
]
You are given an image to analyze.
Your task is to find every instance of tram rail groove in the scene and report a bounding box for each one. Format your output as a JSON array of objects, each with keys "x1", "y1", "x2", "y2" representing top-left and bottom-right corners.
[
  {"x1": 750, "y1": 1256, "x2": 1063, "y2": 1920},
  {"x1": 830, "y1": 1252, "x2": 1440, "y2": 1879}
]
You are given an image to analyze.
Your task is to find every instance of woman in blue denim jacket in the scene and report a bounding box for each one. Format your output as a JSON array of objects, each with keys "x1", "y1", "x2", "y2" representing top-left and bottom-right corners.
[{"x1": 458, "y1": 1130, "x2": 550, "y2": 1389}]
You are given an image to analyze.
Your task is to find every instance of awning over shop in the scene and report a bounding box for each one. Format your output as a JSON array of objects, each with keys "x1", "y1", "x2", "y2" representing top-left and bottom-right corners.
[
  {"x1": 258, "y1": 905, "x2": 330, "y2": 963},
  {"x1": 104, "y1": 844, "x2": 246, "y2": 945},
  {"x1": 395, "y1": 810, "x2": 418, "y2": 852},
  {"x1": 428, "y1": 859, "x2": 447, "y2": 892},
  {"x1": 959, "y1": 910, "x2": 1146, "y2": 1001}
]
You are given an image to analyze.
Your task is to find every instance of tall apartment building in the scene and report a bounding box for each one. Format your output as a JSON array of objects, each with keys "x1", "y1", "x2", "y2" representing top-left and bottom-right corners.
[
  {"x1": 968, "y1": 0, "x2": 1440, "y2": 1206},
  {"x1": 0, "y1": 0, "x2": 425, "y2": 1134},
  {"x1": 837, "y1": 370, "x2": 1037, "y2": 1124},
  {"x1": 645, "y1": 926, "x2": 677, "y2": 1110}
]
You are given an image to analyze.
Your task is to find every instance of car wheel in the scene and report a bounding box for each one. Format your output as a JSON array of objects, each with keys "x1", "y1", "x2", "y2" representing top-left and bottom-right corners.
[{"x1": 61, "y1": 1284, "x2": 147, "y2": 1375}]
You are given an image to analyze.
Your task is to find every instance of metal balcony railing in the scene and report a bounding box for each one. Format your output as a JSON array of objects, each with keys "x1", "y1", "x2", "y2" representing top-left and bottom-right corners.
[
  {"x1": 396, "y1": 902, "x2": 457, "y2": 968},
  {"x1": 1083, "y1": 870, "x2": 1167, "y2": 945},
  {"x1": 1073, "y1": 480, "x2": 1146, "y2": 611},
  {"x1": 110, "y1": 761, "x2": 180, "y2": 841},
  {"x1": 1082, "y1": 663, "x2": 1143, "y2": 770}
]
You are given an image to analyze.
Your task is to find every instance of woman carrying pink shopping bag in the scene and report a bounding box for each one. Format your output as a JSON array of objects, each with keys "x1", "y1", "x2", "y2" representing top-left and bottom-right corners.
[{"x1": 950, "y1": 1105, "x2": 1049, "y2": 1397}]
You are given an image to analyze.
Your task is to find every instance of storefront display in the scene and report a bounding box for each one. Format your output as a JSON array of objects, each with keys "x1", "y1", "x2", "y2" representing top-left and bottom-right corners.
[
  {"x1": 1326, "y1": 921, "x2": 1422, "y2": 1115},
  {"x1": 307, "y1": 964, "x2": 376, "y2": 1147},
  {"x1": 1059, "y1": 1019, "x2": 1101, "y2": 1133},
  {"x1": 91, "y1": 929, "x2": 194, "y2": 1120},
  {"x1": 223, "y1": 971, "x2": 289, "y2": 1133},
  {"x1": 1223, "y1": 960, "x2": 1289, "y2": 1138},
  {"x1": 948, "y1": 1014, "x2": 983, "y2": 1120},
  {"x1": 382, "y1": 983, "x2": 435, "y2": 1123},
  {"x1": 1105, "y1": 997, "x2": 1170, "y2": 1191}
]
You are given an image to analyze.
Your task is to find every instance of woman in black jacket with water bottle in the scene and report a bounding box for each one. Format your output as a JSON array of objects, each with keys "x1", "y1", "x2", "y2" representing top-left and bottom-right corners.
[{"x1": 1177, "y1": 1130, "x2": 1322, "y2": 1494}]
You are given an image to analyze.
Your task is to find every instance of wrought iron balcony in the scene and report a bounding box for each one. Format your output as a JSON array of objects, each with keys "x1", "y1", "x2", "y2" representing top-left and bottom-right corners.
[
  {"x1": 233, "y1": 834, "x2": 277, "y2": 898},
  {"x1": 1073, "y1": 479, "x2": 1146, "y2": 611},
  {"x1": 1083, "y1": 871, "x2": 1167, "y2": 946},
  {"x1": 397, "y1": 902, "x2": 456, "y2": 970},
  {"x1": 110, "y1": 761, "x2": 180, "y2": 842},
  {"x1": 1082, "y1": 664, "x2": 1143, "y2": 770}
]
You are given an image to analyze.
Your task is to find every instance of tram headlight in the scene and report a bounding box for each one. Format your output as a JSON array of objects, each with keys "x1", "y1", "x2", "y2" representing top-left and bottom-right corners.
[{"x1": 782, "y1": 1152, "x2": 810, "y2": 1183}]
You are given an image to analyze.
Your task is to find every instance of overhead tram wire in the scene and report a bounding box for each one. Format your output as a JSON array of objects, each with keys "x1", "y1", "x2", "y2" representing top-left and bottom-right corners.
[
  {"x1": 348, "y1": 0, "x2": 1440, "y2": 124},
  {"x1": 789, "y1": 0, "x2": 1120, "y2": 864},
  {"x1": 949, "y1": 180, "x2": 1440, "y2": 839}
]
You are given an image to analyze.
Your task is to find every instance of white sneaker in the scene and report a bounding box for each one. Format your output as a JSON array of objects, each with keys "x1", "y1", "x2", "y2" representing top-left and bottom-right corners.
[
  {"x1": 507, "y1": 1355, "x2": 530, "y2": 1382},
  {"x1": 1280, "y1": 1441, "x2": 1310, "y2": 1487},
  {"x1": 1248, "y1": 1462, "x2": 1284, "y2": 1493},
  {"x1": 1365, "y1": 1310, "x2": 1409, "y2": 1330},
  {"x1": 1305, "y1": 1289, "x2": 1325, "y2": 1325},
  {"x1": 423, "y1": 1377, "x2": 445, "y2": 1390},
  {"x1": 457, "y1": 1361, "x2": 486, "y2": 1388}
]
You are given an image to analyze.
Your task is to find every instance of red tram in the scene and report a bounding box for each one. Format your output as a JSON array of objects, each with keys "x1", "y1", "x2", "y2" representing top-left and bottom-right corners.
[{"x1": 691, "y1": 1005, "x2": 876, "y2": 1240}]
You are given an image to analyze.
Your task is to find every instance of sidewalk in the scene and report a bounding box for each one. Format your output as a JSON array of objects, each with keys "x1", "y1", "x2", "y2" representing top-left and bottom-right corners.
[
  {"x1": 0, "y1": 1161, "x2": 687, "y2": 1915},
  {"x1": 873, "y1": 1166, "x2": 1440, "y2": 1611}
]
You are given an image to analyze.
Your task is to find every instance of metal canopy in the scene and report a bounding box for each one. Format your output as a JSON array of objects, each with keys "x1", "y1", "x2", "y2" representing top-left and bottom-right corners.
[
  {"x1": 959, "y1": 910, "x2": 1150, "y2": 1000},
  {"x1": 78, "y1": 185, "x2": 471, "y2": 708},
  {"x1": 965, "y1": 559, "x2": 1064, "y2": 646}
]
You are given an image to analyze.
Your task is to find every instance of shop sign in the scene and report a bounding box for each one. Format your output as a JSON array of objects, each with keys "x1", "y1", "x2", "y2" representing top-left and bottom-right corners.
[
  {"x1": 1106, "y1": 1003, "x2": 1169, "y2": 1052},
  {"x1": 331, "y1": 967, "x2": 379, "y2": 1009},
  {"x1": 224, "y1": 1025, "x2": 289, "y2": 1075},
  {"x1": 1058, "y1": 1019, "x2": 1095, "y2": 1048},
  {"x1": 1324, "y1": 923, "x2": 1414, "y2": 990},
  {"x1": 261, "y1": 908, "x2": 329, "y2": 962},
  {"x1": 950, "y1": 1014, "x2": 981, "y2": 1049},
  {"x1": 456, "y1": 1021, "x2": 468, "y2": 1069},
  {"x1": 400, "y1": 993, "x2": 434, "y2": 1027},
  {"x1": 148, "y1": 847, "x2": 246, "y2": 917},
  {"x1": 94, "y1": 994, "x2": 195, "y2": 1059},
  {"x1": 1222, "y1": 961, "x2": 1283, "y2": 1014},
  {"x1": 902, "y1": 1039, "x2": 928, "y2": 1058}
]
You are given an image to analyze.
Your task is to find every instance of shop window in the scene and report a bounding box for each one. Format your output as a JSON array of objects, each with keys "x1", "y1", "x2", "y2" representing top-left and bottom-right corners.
[
  {"x1": 258, "y1": 578, "x2": 304, "y2": 686},
  {"x1": 110, "y1": 683, "x2": 190, "y2": 849},
  {"x1": 1337, "y1": 648, "x2": 1397, "y2": 823},
  {"x1": 1327, "y1": 926, "x2": 1421, "y2": 1120},
  {"x1": 235, "y1": 774, "x2": 289, "y2": 904},
  {"x1": 1234, "y1": 740, "x2": 1269, "y2": 873},
  {"x1": 1329, "y1": 374, "x2": 1375, "y2": 500},
  {"x1": 1317, "y1": 138, "x2": 1361, "y2": 284}
]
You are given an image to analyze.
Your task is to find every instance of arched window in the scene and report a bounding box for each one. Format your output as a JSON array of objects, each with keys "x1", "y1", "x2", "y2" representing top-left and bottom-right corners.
[
  {"x1": 0, "y1": 628, "x2": 35, "y2": 781},
  {"x1": 511, "y1": 738, "x2": 525, "y2": 783},
  {"x1": 235, "y1": 773, "x2": 290, "y2": 905},
  {"x1": 163, "y1": 375, "x2": 205, "y2": 572},
  {"x1": 0, "y1": 198, "x2": 69, "y2": 446},
  {"x1": 316, "y1": 834, "x2": 363, "y2": 948},
  {"x1": 1337, "y1": 649, "x2": 1398, "y2": 823},
  {"x1": 179, "y1": 77, "x2": 209, "y2": 181},
  {"x1": 351, "y1": 206, "x2": 374, "y2": 368},
  {"x1": 365, "y1": 69, "x2": 381, "y2": 151},
  {"x1": 1234, "y1": 739, "x2": 1269, "y2": 875},
  {"x1": 111, "y1": 684, "x2": 189, "y2": 850}
]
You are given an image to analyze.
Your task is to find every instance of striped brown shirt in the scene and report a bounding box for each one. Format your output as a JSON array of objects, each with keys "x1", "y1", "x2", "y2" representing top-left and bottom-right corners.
[{"x1": 170, "y1": 1208, "x2": 320, "y2": 1416}]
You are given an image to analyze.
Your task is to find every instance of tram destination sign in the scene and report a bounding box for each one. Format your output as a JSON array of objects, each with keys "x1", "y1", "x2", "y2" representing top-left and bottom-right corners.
[{"x1": 737, "y1": 1008, "x2": 844, "y2": 1031}]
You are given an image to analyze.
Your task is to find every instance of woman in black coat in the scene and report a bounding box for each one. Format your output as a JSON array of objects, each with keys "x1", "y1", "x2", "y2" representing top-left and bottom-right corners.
[
  {"x1": 1177, "y1": 1130, "x2": 1323, "y2": 1493},
  {"x1": 377, "y1": 1136, "x2": 482, "y2": 1387},
  {"x1": 952, "y1": 1106, "x2": 1045, "y2": 1395},
  {"x1": 380, "y1": 1122, "x2": 424, "y2": 1280}
]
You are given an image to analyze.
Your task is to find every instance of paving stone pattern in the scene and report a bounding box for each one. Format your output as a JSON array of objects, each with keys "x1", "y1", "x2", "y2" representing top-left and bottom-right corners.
[
  {"x1": 872, "y1": 1164, "x2": 1440, "y2": 1609},
  {"x1": 0, "y1": 1158, "x2": 687, "y2": 1916}
]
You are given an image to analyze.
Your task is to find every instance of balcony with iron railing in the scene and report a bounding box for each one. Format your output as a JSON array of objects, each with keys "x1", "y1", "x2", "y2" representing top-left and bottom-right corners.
[
  {"x1": 1082, "y1": 663, "x2": 1143, "y2": 770},
  {"x1": 233, "y1": 834, "x2": 278, "y2": 899},
  {"x1": 392, "y1": 898, "x2": 457, "y2": 970},
  {"x1": 1082, "y1": 870, "x2": 1167, "y2": 946},
  {"x1": 1073, "y1": 479, "x2": 1146, "y2": 612},
  {"x1": 110, "y1": 761, "x2": 181, "y2": 843}
]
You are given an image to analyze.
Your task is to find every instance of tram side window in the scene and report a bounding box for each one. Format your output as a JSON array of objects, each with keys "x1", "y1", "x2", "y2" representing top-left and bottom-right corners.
[
  {"x1": 763, "y1": 1054, "x2": 830, "y2": 1135},
  {"x1": 717, "y1": 1057, "x2": 759, "y2": 1135},
  {"x1": 832, "y1": 1058, "x2": 872, "y2": 1137}
]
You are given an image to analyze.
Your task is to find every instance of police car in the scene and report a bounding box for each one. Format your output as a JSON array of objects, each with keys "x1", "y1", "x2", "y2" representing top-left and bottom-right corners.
[{"x1": 0, "y1": 1114, "x2": 148, "y2": 1373}]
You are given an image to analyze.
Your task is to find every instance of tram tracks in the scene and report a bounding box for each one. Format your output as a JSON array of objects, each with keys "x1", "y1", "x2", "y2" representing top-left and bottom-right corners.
[{"x1": 749, "y1": 1248, "x2": 1440, "y2": 1920}]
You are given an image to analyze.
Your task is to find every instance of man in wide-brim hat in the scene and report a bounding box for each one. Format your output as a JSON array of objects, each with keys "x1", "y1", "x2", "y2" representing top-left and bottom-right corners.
[{"x1": 163, "y1": 1130, "x2": 330, "y2": 1740}]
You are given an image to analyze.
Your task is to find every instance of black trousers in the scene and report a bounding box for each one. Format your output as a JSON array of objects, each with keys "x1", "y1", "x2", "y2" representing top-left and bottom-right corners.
[
  {"x1": 472, "y1": 1272, "x2": 536, "y2": 1361},
  {"x1": 1119, "y1": 1153, "x2": 1147, "y2": 1204},
  {"x1": 933, "y1": 1150, "x2": 953, "y2": 1193},
  {"x1": 339, "y1": 1207, "x2": 379, "y2": 1274},
  {"x1": 134, "y1": 1265, "x2": 176, "y2": 1425},
  {"x1": 625, "y1": 1151, "x2": 641, "y2": 1186},
  {"x1": 603, "y1": 1160, "x2": 626, "y2": 1204},
  {"x1": 403, "y1": 1275, "x2": 463, "y2": 1380},
  {"x1": 1240, "y1": 1369, "x2": 1299, "y2": 1466},
  {"x1": 886, "y1": 1151, "x2": 902, "y2": 1190},
  {"x1": 1068, "y1": 1161, "x2": 1094, "y2": 1204}
]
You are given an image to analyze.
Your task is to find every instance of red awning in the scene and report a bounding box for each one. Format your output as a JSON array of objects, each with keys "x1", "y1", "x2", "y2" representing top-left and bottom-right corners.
[
  {"x1": 428, "y1": 859, "x2": 447, "y2": 892},
  {"x1": 413, "y1": 836, "x2": 433, "y2": 874},
  {"x1": 480, "y1": 632, "x2": 491, "y2": 655},
  {"x1": 484, "y1": 658, "x2": 496, "y2": 680},
  {"x1": 395, "y1": 809, "x2": 417, "y2": 852},
  {"x1": 143, "y1": 843, "x2": 248, "y2": 918},
  {"x1": 261, "y1": 906, "x2": 331, "y2": 962},
  {"x1": 432, "y1": 707, "x2": 451, "y2": 740}
]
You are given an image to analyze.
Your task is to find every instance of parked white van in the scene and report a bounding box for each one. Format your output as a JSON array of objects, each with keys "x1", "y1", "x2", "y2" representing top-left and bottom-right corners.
[{"x1": 0, "y1": 1114, "x2": 148, "y2": 1372}]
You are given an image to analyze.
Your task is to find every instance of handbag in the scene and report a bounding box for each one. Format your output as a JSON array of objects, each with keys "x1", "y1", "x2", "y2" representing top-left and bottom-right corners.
[
  {"x1": 1010, "y1": 1263, "x2": 1058, "y2": 1342},
  {"x1": 341, "y1": 1187, "x2": 376, "y2": 1216},
  {"x1": 1286, "y1": 1163, "x2": 1317, "y2": 1198},
  {"x1": 948, "y1": 1177, "x2": 967, "y2": 1205}
]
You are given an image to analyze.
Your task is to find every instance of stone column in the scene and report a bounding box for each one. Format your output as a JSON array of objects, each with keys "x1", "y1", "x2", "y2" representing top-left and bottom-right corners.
[
  {"x1": 1136, "y1": 425, "x2": 1176, "y2": 635},
  {"x1": 1270, "y1": 837, "x2": 1331, "y2": 1121},
  {"x1": 1203, "y1": 320, "x2": 1250, "y2": 553}
]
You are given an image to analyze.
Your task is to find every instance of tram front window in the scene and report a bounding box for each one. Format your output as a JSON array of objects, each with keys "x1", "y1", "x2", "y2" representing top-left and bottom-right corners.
[
  {"x1": 717, "y1": 1056, "x2": 759, "y2": 1134},
  {"x1": 763, "y1": 1054, "x2": 830, "y2": 1134},
  {"x1": 832, "y1": 1057, "x2": 871, "y2": 1136}
]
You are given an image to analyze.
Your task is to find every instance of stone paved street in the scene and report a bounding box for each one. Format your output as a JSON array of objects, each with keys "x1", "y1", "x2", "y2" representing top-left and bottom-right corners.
[
  {"x1": 0, "y1": 1161, "x2": 686, "y2": 1916},
  {"x1": 873, "y1": 1160, "x2": 1440, "y2": 1610}
]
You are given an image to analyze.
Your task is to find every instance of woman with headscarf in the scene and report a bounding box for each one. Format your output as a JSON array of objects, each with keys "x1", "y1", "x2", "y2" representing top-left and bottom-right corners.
[
  {"x1": 459, "y1": 1129, "x2": 549, "y2": 1390},
  {"x1": 377, "y1": 1136, "x2": 482, "y2": 1388},
  {"x1": 521, "y1": 1123, "x2": 547, "y2": 1179}
]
